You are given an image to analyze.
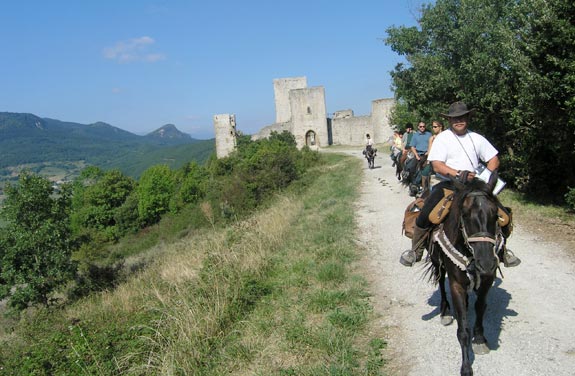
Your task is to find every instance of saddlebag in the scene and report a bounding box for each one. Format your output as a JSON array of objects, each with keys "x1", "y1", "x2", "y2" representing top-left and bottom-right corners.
[
  {"x1": 402, "y1": 197, "x2": 425, "y2": 239},
  {"x1": 428, "y1": 188, "x2": 455, "y2": 225}
]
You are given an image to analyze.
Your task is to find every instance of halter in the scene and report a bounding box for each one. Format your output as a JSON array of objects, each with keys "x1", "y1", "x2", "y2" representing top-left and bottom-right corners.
[{"x1": 459, "y1": 191, "x2": 498, "y2": 253}]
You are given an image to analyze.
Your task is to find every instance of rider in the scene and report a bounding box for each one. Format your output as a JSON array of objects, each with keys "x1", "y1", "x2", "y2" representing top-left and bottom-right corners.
[
  {"x1": 399, "y1": 123, "x2": 414, "y2": 167},
  {"x1": 364, "y1": 133, "x2": 375, "y2": 154},
  {"x1": 366, "y1": 133, "x2": 374, "y2": 148},
  {"x1": 390, "y1": 131, "x2": 403, "y2": 166},
  {"x1": 399, "y1": 101, "x2": 520, "y2": 267},
  {"x1": 420, "y1": 121, "x2": 444, "y2": 191},
  {"x1": 410, "y1": 122, "x2": 432, "y2": 189},
  {"x1": 410, "y1": 122, "x2": 432, "y2": 160}
]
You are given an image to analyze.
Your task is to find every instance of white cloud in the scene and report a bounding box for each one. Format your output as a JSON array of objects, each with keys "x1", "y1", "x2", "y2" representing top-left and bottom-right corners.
[{"x1": 103, "y1": 36, "x2": 166, "y2": 63}]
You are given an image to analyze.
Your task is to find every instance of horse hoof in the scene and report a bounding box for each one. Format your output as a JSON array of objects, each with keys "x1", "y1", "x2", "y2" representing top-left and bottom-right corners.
[
  {"x1": 472, "y1": 342, "x2": 490, "y2": 355},
  {"x1": 440, "y1": 315, "x2": 453, "y2": 326}
]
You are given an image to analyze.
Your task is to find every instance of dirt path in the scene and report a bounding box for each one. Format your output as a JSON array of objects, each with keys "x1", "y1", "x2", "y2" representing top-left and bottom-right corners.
[{"x1": 341, "y1": 148, "x2": 575, "y2": 375}]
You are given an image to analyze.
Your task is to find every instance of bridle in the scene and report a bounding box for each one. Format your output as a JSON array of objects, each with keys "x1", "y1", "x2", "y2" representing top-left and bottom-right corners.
[{"x1": 459, "y1": 191, "x2": 501, "y2": 255}]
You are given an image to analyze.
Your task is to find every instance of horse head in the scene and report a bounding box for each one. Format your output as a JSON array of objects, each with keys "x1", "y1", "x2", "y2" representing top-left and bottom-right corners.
[{"x1": 449, "y1": 172, "x2": 502, "y2": 275}]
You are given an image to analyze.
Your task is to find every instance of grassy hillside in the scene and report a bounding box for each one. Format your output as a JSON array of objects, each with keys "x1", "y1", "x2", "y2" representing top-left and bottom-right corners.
[{"x1": 0, "y1": 153, "x2": 387, "y2": 375}]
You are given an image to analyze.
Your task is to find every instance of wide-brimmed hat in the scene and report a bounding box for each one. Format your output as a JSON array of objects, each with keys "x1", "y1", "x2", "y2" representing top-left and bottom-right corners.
[{"x1": 440, "y1": 101, "x2": 475, "y2": 118}]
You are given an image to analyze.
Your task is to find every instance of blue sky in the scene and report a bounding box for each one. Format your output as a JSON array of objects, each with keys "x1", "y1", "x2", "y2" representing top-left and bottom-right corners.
[{"x1": 0, "y1": 1, "x2": 423, "y2": 139}]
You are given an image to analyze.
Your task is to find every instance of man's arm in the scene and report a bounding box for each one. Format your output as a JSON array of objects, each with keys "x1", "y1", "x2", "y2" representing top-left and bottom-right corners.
[
  {"x1": 426, "y1": 136, "x2": 434, "y2": 156},
  {"x1": 486, "y1": 155, "x2": 500, "y2": 172},
  {"x1": 411, "y1": 146, "x2": 420, "y2": 160},
  {"x1": 431, "y1": 161, "x2": 459, "y2": 178}
]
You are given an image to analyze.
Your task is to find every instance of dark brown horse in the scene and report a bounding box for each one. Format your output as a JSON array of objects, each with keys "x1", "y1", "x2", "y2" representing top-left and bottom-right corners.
[
  {"x1": 364, "y1": 146, "x2": 376, "y2": 169},
  {"x1": 399, "y1": 151, "x2": 426, "y2": 196},
  {"x1": 426, "y1": 172, "x2": 502, "y2": 376}
]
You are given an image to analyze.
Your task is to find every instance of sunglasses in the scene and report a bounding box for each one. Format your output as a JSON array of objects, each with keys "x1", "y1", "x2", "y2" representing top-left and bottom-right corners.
[{"x1": 432, "y1": 125, "x2": 440, "y2": 128}]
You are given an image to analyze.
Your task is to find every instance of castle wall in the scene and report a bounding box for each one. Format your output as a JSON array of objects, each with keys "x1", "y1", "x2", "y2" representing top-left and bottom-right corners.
[
  {"x1": 251, "y1": 121, "x2": 292, "y2": 141},
  {"x1": 333, "y1": 109, "x2": 354, "y2": 119},
  {"x1": 371, "y1": 98, "x2": 395, "y2": 144},
  {"x1": 330, "y1": 115, "x2": 372, "y2": 146},
  {"x1": 273, "y1": 77, "x2": 307, "y2": 123},
  {"x1": 213, "y1": 114, "x2": 237, "y2": 158},
  {"x1": 289, "y1": 86, "x2": 328, "y2": 148},
  {"x1": 214, "y1": 77, "x2": 395, "y2": 157}
]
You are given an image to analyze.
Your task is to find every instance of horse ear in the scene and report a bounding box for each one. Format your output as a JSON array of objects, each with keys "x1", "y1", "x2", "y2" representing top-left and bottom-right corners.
[
  {"x1": 452, "y1": 176, "x2": 465, "y2": 190},
  {"x1": 486, "y1": 169, "x2": 498, "y2": 193}
]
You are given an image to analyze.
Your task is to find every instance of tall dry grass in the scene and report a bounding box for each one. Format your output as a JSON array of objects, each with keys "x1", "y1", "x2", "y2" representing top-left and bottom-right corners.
[{"x1": 66, "y1": 195, "x2": 301, "y2": 374}]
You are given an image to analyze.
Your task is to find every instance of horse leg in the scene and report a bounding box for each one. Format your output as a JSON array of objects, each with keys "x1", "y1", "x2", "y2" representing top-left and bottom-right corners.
[
  {"x1": 439, "y1": 267, "x2": 453, "y2": 326},
  {"x1": 472, "y1": 275, "x2": 495, "y2": 355},
  {"x1": 449, "y1": 279, "x2": 473, "y2": 376}
]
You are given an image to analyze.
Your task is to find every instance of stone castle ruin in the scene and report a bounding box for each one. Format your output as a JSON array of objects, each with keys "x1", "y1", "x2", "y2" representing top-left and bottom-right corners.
[{"x1": 213, "y1": 76, "x2": 395, "y2": 158}]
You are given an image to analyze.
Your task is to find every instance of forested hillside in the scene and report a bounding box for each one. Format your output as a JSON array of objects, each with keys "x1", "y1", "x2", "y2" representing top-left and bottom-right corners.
[{"x1": 0, "y1": 112, "x2": 214, "y2": 181}]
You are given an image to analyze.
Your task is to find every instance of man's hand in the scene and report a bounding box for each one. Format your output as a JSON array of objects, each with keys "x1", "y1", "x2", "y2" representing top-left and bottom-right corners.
[{"x1": 456, "y1": 170, "x2": 476, "y2": 183}]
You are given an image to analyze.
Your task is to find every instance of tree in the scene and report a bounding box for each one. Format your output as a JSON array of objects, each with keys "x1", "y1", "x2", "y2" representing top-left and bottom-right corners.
[
  {"x1": 385, "y1": 0, "x2": 575, "y2": 200},
  {"x1": 137, "y1": 164, "x2": 175, "y2": 226},
  {"x1": 171, "y1": 161, "x2": 208, "y2": 211},
  {"x1": 0, "y1": 171, "x2": 76, "y2": 309},
  {"x1": 71, "y1": 168, "x2": 136, "y2": 241}
]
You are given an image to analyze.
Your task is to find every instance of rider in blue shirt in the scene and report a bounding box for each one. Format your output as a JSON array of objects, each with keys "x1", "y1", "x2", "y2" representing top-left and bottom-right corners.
[{"x1": 410, "y1": 122, "x2": 432, "y2": 159}]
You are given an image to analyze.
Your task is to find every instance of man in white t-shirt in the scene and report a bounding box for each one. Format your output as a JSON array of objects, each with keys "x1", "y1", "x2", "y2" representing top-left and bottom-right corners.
[{"x1": 400, "y1": 101, "x2": 520, "y2": 267}]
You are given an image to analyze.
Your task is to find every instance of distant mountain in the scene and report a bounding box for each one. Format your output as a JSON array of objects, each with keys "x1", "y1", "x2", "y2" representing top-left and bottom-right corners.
[
  {"x1": 0, "y1": 112, "x2": 214, "y2": 178},
  {"x1": 144, "y1": 124, "x2": 194, "y2": 145}
]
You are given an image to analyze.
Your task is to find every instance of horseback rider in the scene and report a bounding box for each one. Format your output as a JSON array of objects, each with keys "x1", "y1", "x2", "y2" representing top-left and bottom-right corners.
[
  {"x1": 399, "y1": 101, "x2": 520, "y2": 267},
  {"x1": 363, "y1": 133, "x2": 375, "y2": 155},
  {"x1": 420, "y1": 121, "x2": 444, "y2": 192},
  {"x1": 366, "y1": 133, "x2": 374, "y2": 149},
  {"x1": 409, "y1": 122, "x2": 432, "y2": 191},
  {"x1": 410, "y1": 122, "x2": 432, "y2": 161}
]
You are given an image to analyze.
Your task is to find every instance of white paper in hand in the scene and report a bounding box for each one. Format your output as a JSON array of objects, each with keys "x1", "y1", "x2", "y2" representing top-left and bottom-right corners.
[{"x1": 475, "y1": 165, "x2": 506, "y2": 195}]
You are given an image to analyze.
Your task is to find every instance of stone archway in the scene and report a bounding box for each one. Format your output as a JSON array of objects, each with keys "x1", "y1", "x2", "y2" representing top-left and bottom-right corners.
[{"x1": 305, "y1": 130, "x2": 317, "y2": 146}]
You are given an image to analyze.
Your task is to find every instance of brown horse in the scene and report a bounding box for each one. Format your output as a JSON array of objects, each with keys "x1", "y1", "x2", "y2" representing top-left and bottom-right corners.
[
  {"x1": 399, "y1": 151, "x2": 426, "y2": 196},
  {"x1": 426, "y1": 172, "x2": 502, "y2": 376},
  {"x1": 364, "y1": 146, "x2": 376, "y2": 169}
]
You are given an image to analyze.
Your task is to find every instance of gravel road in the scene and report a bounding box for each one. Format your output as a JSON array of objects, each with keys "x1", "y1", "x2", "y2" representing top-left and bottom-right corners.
[{"x1": 342, "y1": 148, "x2": 575, "y2": 376}]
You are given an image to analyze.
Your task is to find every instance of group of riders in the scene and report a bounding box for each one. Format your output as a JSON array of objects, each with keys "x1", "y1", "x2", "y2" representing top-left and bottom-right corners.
[{"x1": 364, "y1": 101, "x2": 521, "y2": 269}]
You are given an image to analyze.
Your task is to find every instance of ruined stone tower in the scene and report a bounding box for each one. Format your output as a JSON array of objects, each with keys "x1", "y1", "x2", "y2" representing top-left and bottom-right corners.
[
  {"x1": 370, "y1": 98, "x2": 395, "y2": 143},
  {"x1": 213, "y1": 114, "x2": 237, "y2": 158},
  {"x1": 288, "y1": 86, "x2": 328, "y2": 148},
  {"x1": 273, "y1": 77, "x2": 307, "y2": 123}
]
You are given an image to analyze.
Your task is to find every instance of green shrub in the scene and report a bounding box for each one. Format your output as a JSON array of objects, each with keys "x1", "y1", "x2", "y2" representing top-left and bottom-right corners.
[{"x1": 565, "y1": 187, "x2": 575, "y2": 211}]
